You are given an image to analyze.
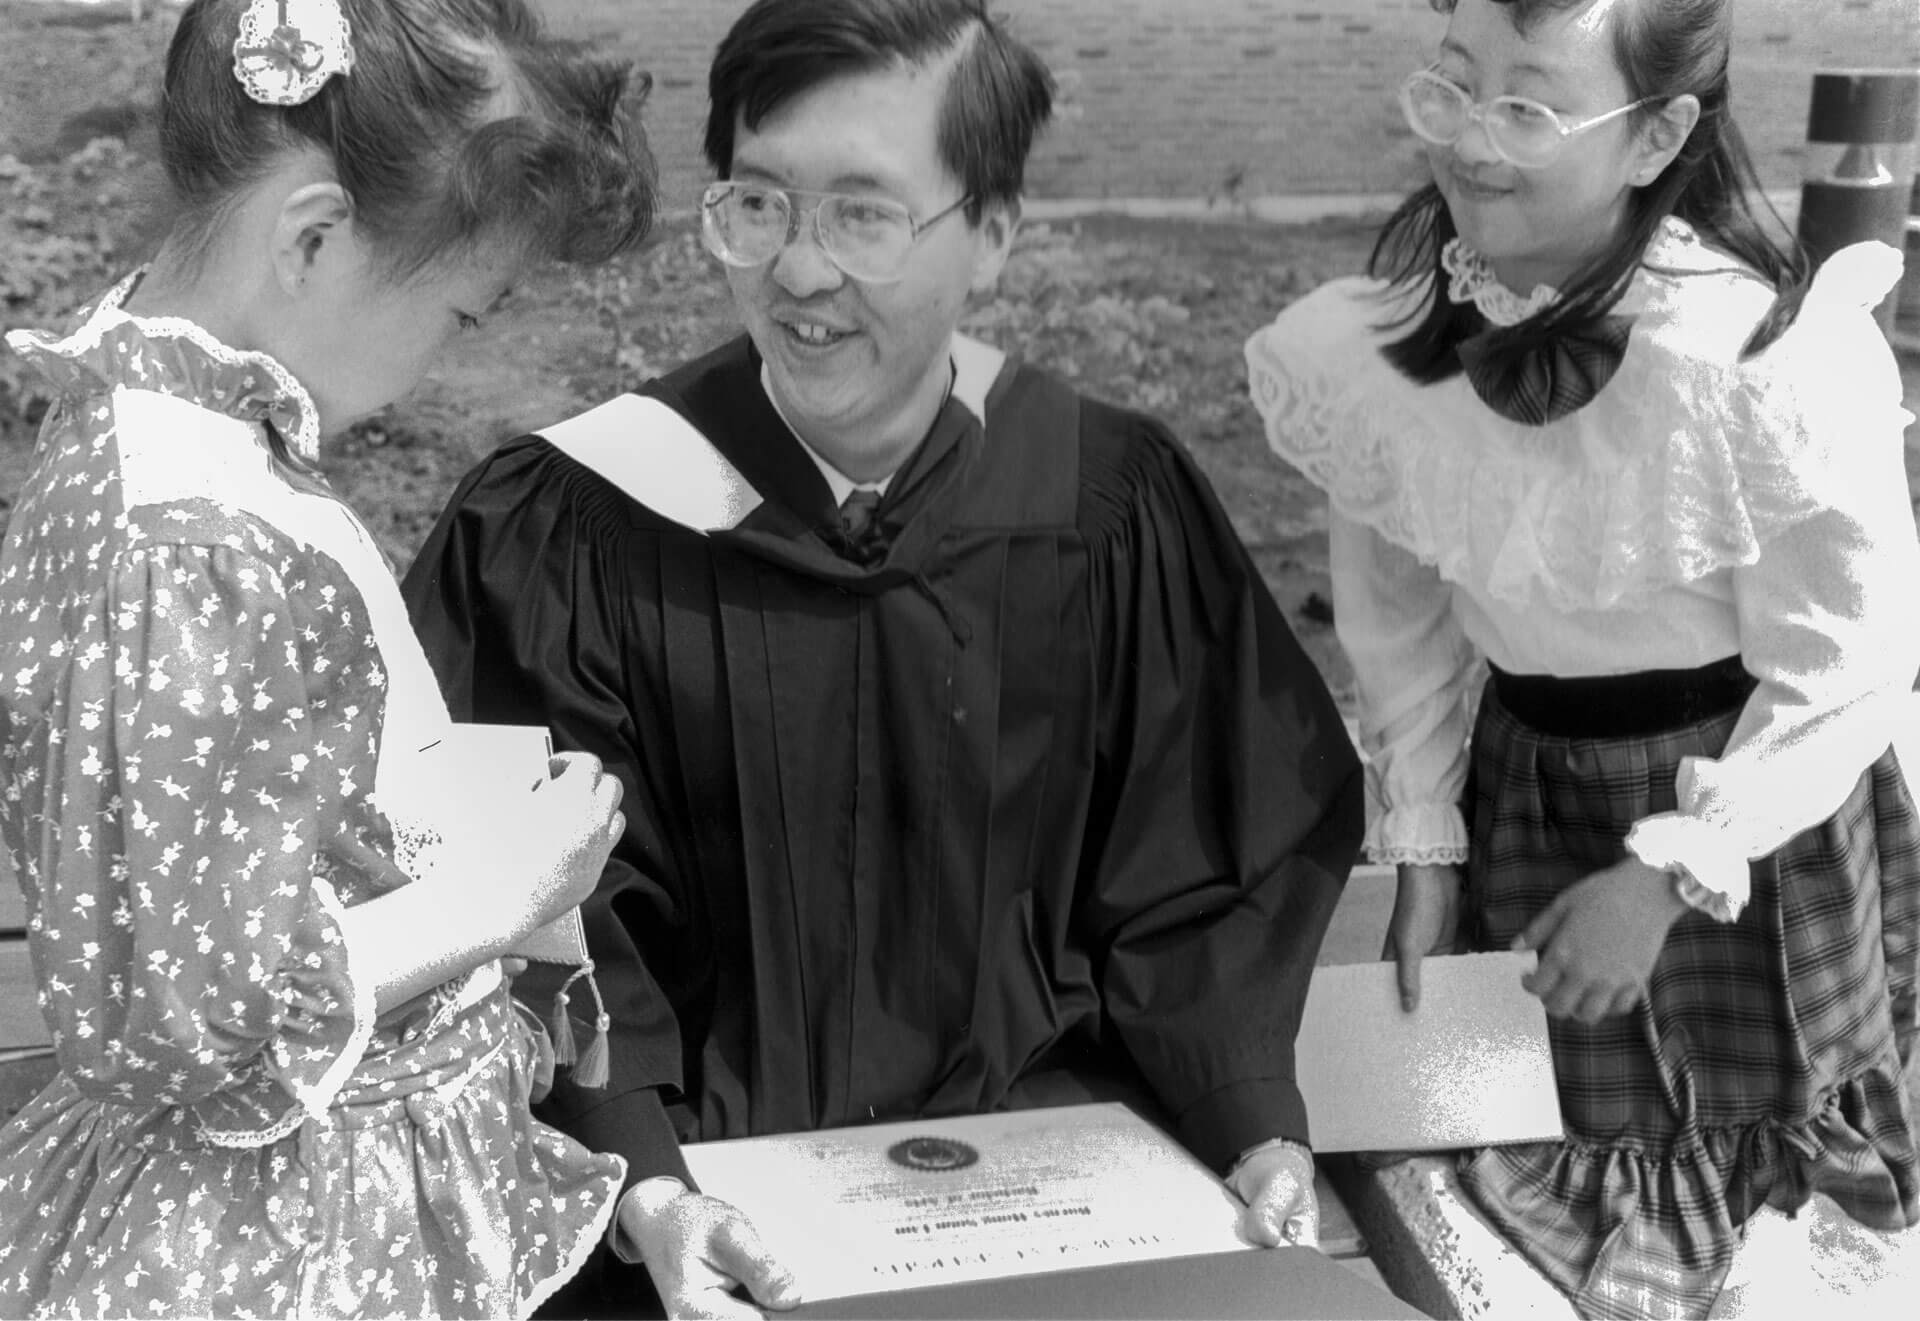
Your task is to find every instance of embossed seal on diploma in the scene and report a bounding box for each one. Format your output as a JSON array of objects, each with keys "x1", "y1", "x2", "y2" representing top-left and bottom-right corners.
[{"x1": 888, "y1": 1136, "x2": 980, "y2": 1172}]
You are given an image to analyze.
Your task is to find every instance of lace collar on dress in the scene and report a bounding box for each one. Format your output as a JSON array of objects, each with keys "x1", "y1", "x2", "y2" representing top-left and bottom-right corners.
[
  {"x1": 1439, "y1": 216, "x2": 1703, "y2": 327},
  {"x1": 1440, "y1": 239, "x2": 1561, "y2": 325},
  {"x1": 3, "y1": 269, "x2": 322, "y2": 464},
  {"x1": 1244, "y1": 215, "x2": 1897, "y2": 613}
]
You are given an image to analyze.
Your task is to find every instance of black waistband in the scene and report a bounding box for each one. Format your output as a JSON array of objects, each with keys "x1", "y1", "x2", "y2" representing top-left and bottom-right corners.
[{"x1": 1487, "y1": 655, "x2": 1757, "y2": 739}]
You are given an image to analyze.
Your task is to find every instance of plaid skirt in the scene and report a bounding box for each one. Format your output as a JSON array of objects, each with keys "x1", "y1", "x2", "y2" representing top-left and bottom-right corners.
[{"x1": 1456, "y1": 682, "x2": 1920, "y2": 1319}]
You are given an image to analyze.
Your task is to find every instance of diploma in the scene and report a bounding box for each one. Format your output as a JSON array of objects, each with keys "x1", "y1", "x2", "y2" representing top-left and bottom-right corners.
[
  {"x1": 414, "y1": 723, "x2": 588, "y2": 964},
  {"x1": 681, "y1": 1102, "x2": 1254, "y2": 1303},
  {"x1": 1296, "y1": 951, "x2": 1563, "y2": 1152}
]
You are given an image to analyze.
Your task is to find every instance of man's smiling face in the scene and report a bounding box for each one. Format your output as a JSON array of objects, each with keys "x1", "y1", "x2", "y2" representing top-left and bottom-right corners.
[{"x1": 722, "y1": 55, "x2": 1012, "y2": 474}]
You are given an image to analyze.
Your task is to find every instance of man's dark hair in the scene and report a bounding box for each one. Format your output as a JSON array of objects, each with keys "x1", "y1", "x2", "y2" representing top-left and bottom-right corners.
[{"x1": 705, "y1": 0, "x2": 1055, "y2": 224}]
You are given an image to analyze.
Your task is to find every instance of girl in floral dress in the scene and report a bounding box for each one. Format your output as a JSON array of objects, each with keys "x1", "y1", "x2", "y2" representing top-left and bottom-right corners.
[
  {"x1": 1247, "y1": 0, "x2": 1919, "y2": 1316},
  {"x1": 0, "y1": 1, "x2": 655, "y2": 1315}
]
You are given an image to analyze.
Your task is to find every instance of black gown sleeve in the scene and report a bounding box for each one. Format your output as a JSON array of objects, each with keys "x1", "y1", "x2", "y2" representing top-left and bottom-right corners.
[
  {"x1": 1077, "y1": 404, "x2": 1364, "y2": 1173},
  {"x1": 402, "y1": 434, "x2": 696, "y2": 1191}
]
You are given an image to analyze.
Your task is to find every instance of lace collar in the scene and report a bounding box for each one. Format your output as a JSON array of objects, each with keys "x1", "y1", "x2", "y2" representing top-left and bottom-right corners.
[
  {"x1": 1440, "y1": 239, "x2": 1562, "y2": 325},
  {"x1": 1246, "y1": 217, "x2": 1893, "y2": 613},
  {"x1": 4, "y1": 270, "x2": 322, "y2": 463},
  {"x1": 1440, "y1": 216, "x2": 1705, "y2": 327}
]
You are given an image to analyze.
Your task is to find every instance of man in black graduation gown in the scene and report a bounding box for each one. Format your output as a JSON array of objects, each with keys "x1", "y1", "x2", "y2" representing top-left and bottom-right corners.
[{"x1": 403, "y1": 0, "x2": 1363, "y2": 1314}]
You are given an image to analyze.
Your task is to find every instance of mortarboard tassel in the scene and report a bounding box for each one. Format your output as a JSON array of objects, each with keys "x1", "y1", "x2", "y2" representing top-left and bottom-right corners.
[
  {"x1": 549, "y1": 963, "x2": 589, "y2": 1067},
  {"x1": 572, "y1": 959, "x2": 611, "y2": 1089}
]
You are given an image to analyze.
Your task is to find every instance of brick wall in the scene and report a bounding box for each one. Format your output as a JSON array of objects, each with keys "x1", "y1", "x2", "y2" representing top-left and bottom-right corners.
[{"x1": 545, "y1": 0, "x2": 1920, "y2": 206}]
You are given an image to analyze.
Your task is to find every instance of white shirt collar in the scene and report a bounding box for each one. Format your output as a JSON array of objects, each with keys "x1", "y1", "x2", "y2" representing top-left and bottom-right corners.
[
  {"x1": 800, "y1": 431, "x2": 891, "y2": 504},
  {"x1": 755, "y1": 344, "x2": 974, "y2": 505},
  {"x1": 757, "y1": 362, "x2": 892, "y2": 504}
]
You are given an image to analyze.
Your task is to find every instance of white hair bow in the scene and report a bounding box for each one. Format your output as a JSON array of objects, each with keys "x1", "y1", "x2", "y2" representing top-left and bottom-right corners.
[{"x1": 232, "y1": 0, "x2": 354, "y2": 108}]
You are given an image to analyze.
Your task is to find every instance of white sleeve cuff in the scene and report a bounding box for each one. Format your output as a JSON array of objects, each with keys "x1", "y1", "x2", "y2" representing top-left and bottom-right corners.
[
  {"x1": 1626, "y1": 812, "x2": 1750, "y2": 921},
  {"x1": 1363, "y1": 800, "x2": 1469, "y2": 866}
]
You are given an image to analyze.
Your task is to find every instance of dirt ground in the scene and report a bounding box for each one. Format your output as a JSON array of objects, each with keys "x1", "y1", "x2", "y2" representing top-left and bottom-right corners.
[{"x1": 5, "y1": 0, "x2": 1920, "y2": 717}]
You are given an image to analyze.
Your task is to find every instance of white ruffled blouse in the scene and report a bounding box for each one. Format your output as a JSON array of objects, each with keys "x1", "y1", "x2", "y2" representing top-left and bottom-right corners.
[{"x1": 1245, "y1": 217, "x2": 1920, "y2": 910}]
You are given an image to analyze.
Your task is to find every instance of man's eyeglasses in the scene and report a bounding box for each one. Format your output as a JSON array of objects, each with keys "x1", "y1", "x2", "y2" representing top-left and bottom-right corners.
[
  {"x1": 1399, "y1": 69, "x2": 1658, "y2": 170},
  {"x1": 700, "y1": 182, "x2": 973, "y2": 285}
]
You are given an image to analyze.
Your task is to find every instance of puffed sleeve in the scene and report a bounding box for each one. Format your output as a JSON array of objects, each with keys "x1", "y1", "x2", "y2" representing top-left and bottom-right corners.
[
  {"x1": 1628, "y1": 243, "x2": 1920, "y2": 912},
  {"x1": 32, "y1": 540, "x2": 373, "y2": 1120},
  {"x1": 1248, "y1": 277, "x2": 1476, "y2": 865},
  {"x1": 403, "y1": 436, "x2": 696, "y2": 1192},
  {"x1": 1329, "y1": 510, "x2": 1477, "y2": 865},
  {"x1": 1080, "y1": 409, "x2": 1364, "y2": 1172}
]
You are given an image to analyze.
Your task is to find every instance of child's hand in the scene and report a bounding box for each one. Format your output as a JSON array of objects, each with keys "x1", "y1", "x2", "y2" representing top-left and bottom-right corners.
[
  {"x1": 342, "y1": 754, "x2": 621, "y2": 1011},
  {"x1": 1513, "y1": 859, "x2": 1689, "y2": 1023},
  {"x1": 1384, "y1": 861, "x2": 1465, "y2": 1011},
  {"x1": 479, "y1": 750, "x2": 623, "y2": 941}
]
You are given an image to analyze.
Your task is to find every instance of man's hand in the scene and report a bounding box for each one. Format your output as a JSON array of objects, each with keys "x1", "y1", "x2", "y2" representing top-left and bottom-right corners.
[
  {"x1": 1384, "y1": 862, "x2": 1465, "y2": 1011},
  {"x1": 1226, "y1": 1139, "x2": 1319, "y2": 1250},
  {"x1": 619, "y1": 1178, "x2": 801, "y2": 1320},
  {"x1": 1514, "y1": 858, "x2": 1688, "y2": 1024}
]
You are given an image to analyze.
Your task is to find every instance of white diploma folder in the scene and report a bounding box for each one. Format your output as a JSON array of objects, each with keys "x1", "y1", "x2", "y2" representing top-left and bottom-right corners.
[
  {"x1": 1296, "y1": 950, "x2": 1563, "y2": 1152},
  {"x1": 415, "y1": 722, "x2": 588, "y2": 965},
  {"x1": 681, "y1": 1103, "x2": 1253, "y2": 1303}
]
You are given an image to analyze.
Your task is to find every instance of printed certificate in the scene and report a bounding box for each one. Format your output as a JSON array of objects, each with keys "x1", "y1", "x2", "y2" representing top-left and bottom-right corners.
[
  {"x1": 680, "y1": 1102, "x2": 1253, "y2": 1301},
  {"x1": 414, "y1": 722, "x2": 587, "y2": 963}
]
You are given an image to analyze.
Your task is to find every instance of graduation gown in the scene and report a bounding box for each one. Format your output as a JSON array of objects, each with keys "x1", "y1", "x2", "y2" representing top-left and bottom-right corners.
[{"x1": 402, "y1": 333, "x2": 1363, "y2": 1191}]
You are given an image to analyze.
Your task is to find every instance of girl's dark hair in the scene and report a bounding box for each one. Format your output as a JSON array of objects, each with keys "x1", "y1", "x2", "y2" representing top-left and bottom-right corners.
[
  {"x1": 705, "y1": 0, "x2": 1055, "y2": 226},
  {"x1": 158, "y1": 0, "x2": 656, "y2": 279},
  {"x1": 1373, "y1": 0, "x2": 1808, "y2": 383}
]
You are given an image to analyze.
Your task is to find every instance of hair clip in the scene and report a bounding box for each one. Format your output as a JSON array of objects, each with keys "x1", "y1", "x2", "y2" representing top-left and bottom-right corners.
[{"x1": 232, "y1": 0, "x2": 355, "y2": 108}]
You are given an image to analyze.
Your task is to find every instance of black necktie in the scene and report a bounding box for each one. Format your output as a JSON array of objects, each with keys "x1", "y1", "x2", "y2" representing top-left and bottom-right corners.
[
  {"x1": 839, "y1": 488, "x2": 881, "y2": 536},
  {"x1": 1455, "y1": 313, "x2": 1635, "y2": 426}
]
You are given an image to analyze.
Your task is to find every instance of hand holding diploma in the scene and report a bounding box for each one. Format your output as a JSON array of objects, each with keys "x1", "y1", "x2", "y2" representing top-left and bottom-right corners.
[
  {"x1": 620, "y1": 1177, "x2": 801, "y2": 1320},
  {"x1": 338, "y1": 748, "x2": 623, "y2": 1010},
  {"x1": 1384, "y1": 862, "x2": 1466, "y2": 1012},
  {"x1": 499, "y1": 749, "x2": 625, "y2": 944},
  {"x1": 675, "y1": 1105, "x2": 1265, "y2": 1303},
  {"x1": 1227, "y1": 1138, "x2": 1320, "y2": 1249}
]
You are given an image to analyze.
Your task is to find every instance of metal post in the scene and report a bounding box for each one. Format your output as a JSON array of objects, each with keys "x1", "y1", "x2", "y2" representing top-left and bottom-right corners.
[
  {"x1": 1900, "y1": 172, "x2": 1920, "y2": 348},
  {"x1": 1797, "y1": 69, "x2": 1920, "y2": 332}
]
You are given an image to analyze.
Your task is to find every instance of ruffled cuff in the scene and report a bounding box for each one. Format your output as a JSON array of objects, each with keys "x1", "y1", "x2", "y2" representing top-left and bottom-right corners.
[
  {"x1": 195, "y1": 875, "x2": 377, "y2": 1147},
  {"x1": 1363, "y1": 799, "x2": 1469, "y2": 866},
  {"x1": 1625, "y1": 811, "x2": 1750, "y2": 922}
]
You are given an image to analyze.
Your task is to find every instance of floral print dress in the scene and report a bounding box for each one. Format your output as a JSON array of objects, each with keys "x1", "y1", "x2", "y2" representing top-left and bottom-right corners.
[{"x1": 0, "y1": 275, "x2": 625, "y2": 1319}]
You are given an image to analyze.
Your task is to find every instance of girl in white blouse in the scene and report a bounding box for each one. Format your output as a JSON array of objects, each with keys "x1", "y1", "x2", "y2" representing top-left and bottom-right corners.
[{"x1": 1247, "y1": 0, "x2": 1919, "y2": 1315}]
